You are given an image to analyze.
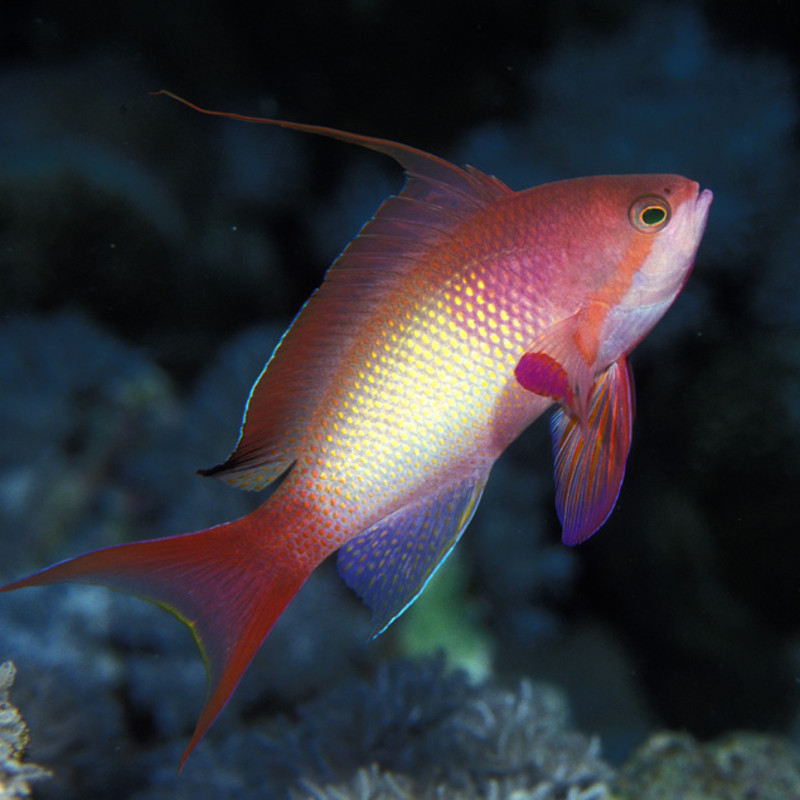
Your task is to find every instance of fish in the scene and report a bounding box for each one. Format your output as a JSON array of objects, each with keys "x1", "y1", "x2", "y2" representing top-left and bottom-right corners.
[{"x1": 0, "y1": 92, "x2": 712, "y2": 768}]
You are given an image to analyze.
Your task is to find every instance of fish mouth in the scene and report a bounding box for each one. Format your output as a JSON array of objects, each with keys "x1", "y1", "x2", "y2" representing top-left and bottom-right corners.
[
  {"x1": 696, "y1": 186, "x2": 714, "y2": 208},
  {"x1": 675, "y1": 186, "x2": 713, "y2": 290},
  {"x1": 693, "y1": 186, "x2": 713, "y2": 236}
]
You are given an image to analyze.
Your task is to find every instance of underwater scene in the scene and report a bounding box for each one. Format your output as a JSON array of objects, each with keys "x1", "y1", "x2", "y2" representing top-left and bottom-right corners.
[{"x1": 2, "y1": 0, "x2": 800, "y2": 797}]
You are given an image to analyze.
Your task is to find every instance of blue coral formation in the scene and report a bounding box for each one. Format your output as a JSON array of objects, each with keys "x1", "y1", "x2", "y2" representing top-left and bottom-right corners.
[{"x1": 133, "y1": 658, "x2": 614, "y2": 800}]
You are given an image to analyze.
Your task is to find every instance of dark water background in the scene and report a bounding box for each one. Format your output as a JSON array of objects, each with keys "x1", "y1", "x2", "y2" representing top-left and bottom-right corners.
[{"x1": 2, "y1": 1, "x2": 800, "y2": 797}]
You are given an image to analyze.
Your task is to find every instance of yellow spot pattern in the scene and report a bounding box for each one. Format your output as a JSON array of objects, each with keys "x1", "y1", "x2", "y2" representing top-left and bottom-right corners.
[{"x1": 279, "y1": 258, "x2": 554, "y2": 553}]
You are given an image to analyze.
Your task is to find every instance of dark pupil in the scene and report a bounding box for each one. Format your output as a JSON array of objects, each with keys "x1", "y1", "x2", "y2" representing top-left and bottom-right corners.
[{"x1": 641, "y1": 206, "x2": 666, "y2": 226}]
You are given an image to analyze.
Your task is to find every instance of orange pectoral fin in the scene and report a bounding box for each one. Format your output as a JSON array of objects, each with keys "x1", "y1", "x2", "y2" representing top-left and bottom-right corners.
[{"x1": 549, "y1": 356, "x2": 635, "y2": 545}]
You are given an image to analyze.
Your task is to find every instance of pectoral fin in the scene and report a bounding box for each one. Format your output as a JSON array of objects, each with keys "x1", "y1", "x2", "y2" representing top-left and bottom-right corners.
[
  {"x1": 514, "y1": 351, "x2": 574, "y2": 405},
  {"x1": 550, "y1": 357, "x2": 635, "y2": 545},
  {"x1": 514, "y1": 314, "x2": 595, "y2": 425}
]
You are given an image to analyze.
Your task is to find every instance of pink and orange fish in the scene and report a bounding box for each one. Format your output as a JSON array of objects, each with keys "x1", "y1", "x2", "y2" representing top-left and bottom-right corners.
[{"x1": 1, "y1": 93, "x2": 712, "y2": 767}]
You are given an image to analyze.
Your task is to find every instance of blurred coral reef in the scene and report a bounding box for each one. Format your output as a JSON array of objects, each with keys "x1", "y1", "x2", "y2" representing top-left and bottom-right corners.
[
  {"x1": 131, "y1": 658, "x2": 615, "y2": 800},
  {"x1": 2, "y1": 0, "x2": 800, "y2": 797},
  {"x1": 617, "y1": 731, "x2": 800, "y2": 800},
  {"x1": 7, "y1": 655, "x2": 800, "y2": 800}
]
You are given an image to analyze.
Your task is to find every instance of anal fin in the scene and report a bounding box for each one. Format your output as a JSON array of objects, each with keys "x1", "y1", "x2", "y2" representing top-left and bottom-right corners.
[{"x1": 337, "y1": 475, "x2": 488, "y2": 637}]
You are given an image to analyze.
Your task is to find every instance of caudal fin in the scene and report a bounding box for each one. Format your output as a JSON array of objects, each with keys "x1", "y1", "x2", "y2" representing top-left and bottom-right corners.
[{"x1": 0, "y1": 511, "x2": 312, "y2": 769}]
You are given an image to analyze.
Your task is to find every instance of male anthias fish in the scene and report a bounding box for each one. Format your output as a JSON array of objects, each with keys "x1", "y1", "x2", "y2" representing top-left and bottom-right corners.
[{"x1": 1, "y1": 93, "x2": 712, "y2": 768}]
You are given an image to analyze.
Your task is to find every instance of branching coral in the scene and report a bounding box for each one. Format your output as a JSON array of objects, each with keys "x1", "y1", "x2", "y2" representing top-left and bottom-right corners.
[
  {"x1": 264, "y1": 658, "x2": 613, "y2": 799},
  {"x1": 0, "y1": 662, "x2": 50, "y2": 799},
  {"x1": 132, "y1": 658, "x2": 613, "y2": 800},
  {"x1": 288, "y1": 661, "x2": 614, "y2": 799}
]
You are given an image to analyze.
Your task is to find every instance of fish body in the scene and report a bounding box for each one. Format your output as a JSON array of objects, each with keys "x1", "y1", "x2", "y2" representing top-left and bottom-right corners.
[{"x1": 1, "y1": 94, "x2": 712, "y2": 767}]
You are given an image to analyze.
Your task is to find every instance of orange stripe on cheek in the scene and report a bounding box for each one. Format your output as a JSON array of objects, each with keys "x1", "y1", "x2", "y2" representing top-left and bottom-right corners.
[
  {"x1": 573, "y1": 301, "x2": 607, "y2": 364},
  {"x1": 600, "y1": 234, "x2": 654, "y2": 307},
  {"x1": 572, "y1": 235, "x2": 653, "y2": 365}
]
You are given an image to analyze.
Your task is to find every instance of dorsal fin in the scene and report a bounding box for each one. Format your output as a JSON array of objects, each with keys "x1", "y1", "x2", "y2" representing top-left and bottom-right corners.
[
  {"x1": 155, "y1": 92, "x2": 514, "y2": 487},
  {"x1": 152, "y1": 91, "x2": 510, "y2": 213}
]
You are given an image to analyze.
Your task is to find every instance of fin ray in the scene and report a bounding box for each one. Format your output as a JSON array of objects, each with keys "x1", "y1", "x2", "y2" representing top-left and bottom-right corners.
[{"x1": 550, "y1": 357, "x2": 635, "y2": 545}]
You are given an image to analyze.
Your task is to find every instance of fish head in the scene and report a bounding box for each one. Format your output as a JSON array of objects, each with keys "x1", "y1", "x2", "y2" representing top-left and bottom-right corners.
[
  {"x1": 587, "y1": 174, "x2": 713, "y2": 369},
  {"x1": 513, "y1": 175, "x2": 712, "y2": 423},
  {"x1": 619, "y1": 176, "x2": 712, "y2": 305}
]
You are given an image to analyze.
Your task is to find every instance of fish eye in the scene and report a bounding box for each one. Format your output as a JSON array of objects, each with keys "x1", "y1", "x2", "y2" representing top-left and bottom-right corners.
[{"x1": 629, "y1": 195, "x2": 670, "y2": 232}]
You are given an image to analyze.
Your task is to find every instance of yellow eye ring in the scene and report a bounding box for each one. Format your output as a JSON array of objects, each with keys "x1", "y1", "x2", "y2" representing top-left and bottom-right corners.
[{"x1": 629, "y1": 195, "x2": 671, "y2": 232}]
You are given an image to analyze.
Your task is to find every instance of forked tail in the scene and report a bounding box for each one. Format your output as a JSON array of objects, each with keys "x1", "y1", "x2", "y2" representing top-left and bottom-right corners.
[{"x1": 0, "y1": 510, "x2": 313, "y2": 769}]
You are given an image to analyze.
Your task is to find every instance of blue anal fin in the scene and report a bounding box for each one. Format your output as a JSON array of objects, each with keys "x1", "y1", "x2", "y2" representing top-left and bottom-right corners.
[{"x1": 337, "y1": 475, "x2": 488, "y2": 637}]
